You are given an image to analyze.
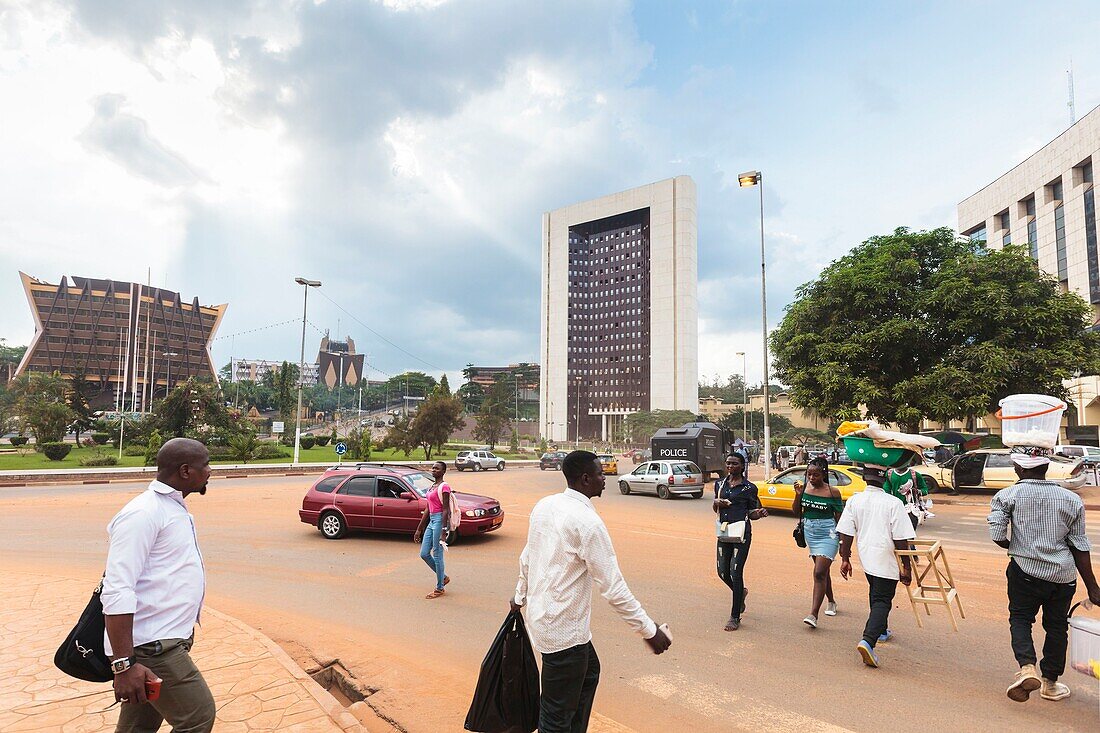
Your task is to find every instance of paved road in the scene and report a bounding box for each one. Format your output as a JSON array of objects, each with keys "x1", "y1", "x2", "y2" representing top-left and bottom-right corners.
[{"x1": 2, "y1": 469, "x2": 1098, "y2": 732}]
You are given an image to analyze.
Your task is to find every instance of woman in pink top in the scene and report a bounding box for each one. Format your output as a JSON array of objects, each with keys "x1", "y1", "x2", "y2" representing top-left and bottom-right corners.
[{"x1": 413, "y1": 461, "x2": 452, "y2": 599}]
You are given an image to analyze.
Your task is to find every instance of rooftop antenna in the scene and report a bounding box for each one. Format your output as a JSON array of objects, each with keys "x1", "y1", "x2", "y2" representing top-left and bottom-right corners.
[{"x1": 1067, "y1": 60, "x2": 1076, "y2": 125}]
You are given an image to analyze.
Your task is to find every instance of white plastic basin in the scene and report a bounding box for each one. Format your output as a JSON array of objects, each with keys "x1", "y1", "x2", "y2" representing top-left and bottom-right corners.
[{"x1": 998, "y1": 394, "x2": 1066, "y2": 450}]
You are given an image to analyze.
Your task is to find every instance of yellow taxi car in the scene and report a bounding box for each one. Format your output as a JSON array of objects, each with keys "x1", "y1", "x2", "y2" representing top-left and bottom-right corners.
[
  {"x1": 758, "y1": 464, "x2": 867, "y2": 512},
  {"x1": 597, "y1": 454, "x2": 618, "y2": 475},
  {"x1": 912, "y1": 449, "x2": 1085, "y2": 492}
]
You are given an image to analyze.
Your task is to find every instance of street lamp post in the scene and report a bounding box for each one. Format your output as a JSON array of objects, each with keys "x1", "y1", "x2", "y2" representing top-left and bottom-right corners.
[
  {"x1": 163, "y1": 351, "x2": 179, "y2": 400},
  {"x1": 739, "y1": 170, "x2": 772, "y2": 480},
  {"x1": 293, "y1": 277, "x2": 322, "y2": 465},
  {"x1": 736, "y1": 351, "x2": 747, "y2": 442}
]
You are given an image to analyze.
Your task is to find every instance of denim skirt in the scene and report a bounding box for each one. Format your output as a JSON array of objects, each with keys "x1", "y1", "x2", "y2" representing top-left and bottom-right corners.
[{"x1": 804, "y1": 517, "x2": 838, "y2": 559}]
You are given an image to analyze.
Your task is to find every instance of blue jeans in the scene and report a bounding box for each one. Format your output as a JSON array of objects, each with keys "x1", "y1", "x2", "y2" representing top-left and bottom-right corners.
[{"x1": 420, "y1": 513, "x2": 446, "y2": 590}]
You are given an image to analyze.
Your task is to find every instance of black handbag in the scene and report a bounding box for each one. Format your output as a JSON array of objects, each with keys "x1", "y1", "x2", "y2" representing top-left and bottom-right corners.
[
  {"x1": 465, "y1": 610, "x2": 540, "y2": 732},
  {"x1": 793, "y1": 521, "x2": 807, "y2": 548},
  {"x1": 54, "y1": 576, "x2": 113, "y2": 683}
]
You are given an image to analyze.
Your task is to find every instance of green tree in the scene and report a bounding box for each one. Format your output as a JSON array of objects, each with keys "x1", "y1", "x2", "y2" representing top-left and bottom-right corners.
[
  {"x1": 410, "y1": 392, "x2": 465, "y2": 459},
  {"x1": 0, "y1": 339, "x2": 27, "y2": 383},
  {"x1": 473, "y1": 380, "x2": 512, "y2": 449},
  {"x1": 11, "y1": 372, "x2": 74, "y2": 445},
  {"x1": 715, "y1": 409, "x2": 793, "y2": 442},
  {"x1": 381, "y1": 414, "x2": 416, "y2": 457},
  {"x1": 436, "y1": 373, "x2": 452, "y2": 397},
  {"x1": 227, "y1": 432, "x2": 258, "y2": 463},
  {"x1": 771, "y1": 228, "x2": 1100, "y2": 431},
  {"x1": 699, "y1": 373, "x2": 748, "y2": 405},
  {"x1": 68, "y1": 371, "x2": 95, "y2": 444},
  {"x1": 154, "y1": 377, "x2": 241, "y2": 438},
  {"x1": 268, "y1": 362, "x2": 300, "y2": 424},
  {"x1": 509, "y1": 428, "x2": 519, "y2": 453},
  {"x1": 144, "y1": 429, "x2": 164, "y2": 467},
  {"x1": 358, "y1": 428, "x2": 372, "y2": 461},
  {"x1": 456, "y1": 381, "x2": 486, "y2": 413},
  {"x1": 623, "y1": 410, "x2": 700, "y2": 443}
]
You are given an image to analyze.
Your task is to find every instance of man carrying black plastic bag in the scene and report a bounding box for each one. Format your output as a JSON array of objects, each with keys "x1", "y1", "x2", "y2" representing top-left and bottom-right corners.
[
  {"x1": 465, "y1": 610, "x2": 540, "y2": 732},
  {"x1": 507, "y1": 451, "x2": 671, "y2": 733}
]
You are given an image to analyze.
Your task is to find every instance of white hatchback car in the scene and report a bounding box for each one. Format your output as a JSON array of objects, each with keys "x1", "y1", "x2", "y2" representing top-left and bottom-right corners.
[
  {"x1": 455, "y1": 450, "x2": 506, "y2": 472},
  {"x1": 618, "y1": 460, "x2": 705, "y2": 499}
]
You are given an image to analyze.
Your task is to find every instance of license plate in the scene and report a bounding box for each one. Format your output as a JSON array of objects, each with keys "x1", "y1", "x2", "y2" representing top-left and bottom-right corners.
[
  {"x1": 684, "y1": 478, "x2": 696, "y2": 483},
  {"x1": 492, "y1": 516, "x2": 503, "y2": 526}
]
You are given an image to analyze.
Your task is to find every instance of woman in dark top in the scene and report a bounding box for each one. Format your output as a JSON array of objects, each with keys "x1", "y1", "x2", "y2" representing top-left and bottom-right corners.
[
  {"x1": 712, "y1": 452, "x2": 768, "y2": 631},
  {"x1": 793, "y1": 461, "x2": 843, "y2": 628}
]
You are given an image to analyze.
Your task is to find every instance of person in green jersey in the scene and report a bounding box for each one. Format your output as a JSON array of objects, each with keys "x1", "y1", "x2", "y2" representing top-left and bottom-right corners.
[
  {"x1": 883, "y1": 459, "x2": 930, "y2": 530},
  {"x1": 794, "y1": 459, "x2": 844, "y2": 628}
]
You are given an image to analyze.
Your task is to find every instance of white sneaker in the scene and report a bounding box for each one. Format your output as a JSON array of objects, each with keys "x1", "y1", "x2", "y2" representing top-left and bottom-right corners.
[
  {"x1": 803, "y1": 615, "x2": 818, "y2": 628},
  {"x1": 1040, "y1": 678, "x2": 1071, "y2": 701},
  {"x1": 824, "y1": 601, "x2": 837, "y2": 617},
  {"x1": 1007, "y1": 664, "x2": 1042, "y2": 702}
]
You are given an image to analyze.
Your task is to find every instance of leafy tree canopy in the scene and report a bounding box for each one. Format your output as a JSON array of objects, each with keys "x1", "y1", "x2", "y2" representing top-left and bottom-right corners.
[
  {"x1": 771, "y1": 228, "x2": 1100, "y2": 430},
  {"x1": 623, "y1": 410, "x2": 700, "y2": 442}
]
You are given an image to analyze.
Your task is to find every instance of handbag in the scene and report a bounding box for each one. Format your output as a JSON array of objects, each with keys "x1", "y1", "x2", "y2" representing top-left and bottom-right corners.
[
  {"x1": 793, "y1": 521, "x2": 807, "y2": 548},
  {"x1": 715, "y1": 519, "x2": 747, "y2": 543},
  {"x1": 54, "y1": 576, "x2": 113, "y2": 683}
]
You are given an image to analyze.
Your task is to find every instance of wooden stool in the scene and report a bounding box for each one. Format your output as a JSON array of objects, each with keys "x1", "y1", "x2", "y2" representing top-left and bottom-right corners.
[{"x1": 894, "y1": 539, "x2": 965, "y2": 631}]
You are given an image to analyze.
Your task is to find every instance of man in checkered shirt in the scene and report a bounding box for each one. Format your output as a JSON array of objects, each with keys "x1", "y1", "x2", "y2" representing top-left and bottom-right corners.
[{"x1": 988, "y1": 452, "x2": 1100, "y2": 703}]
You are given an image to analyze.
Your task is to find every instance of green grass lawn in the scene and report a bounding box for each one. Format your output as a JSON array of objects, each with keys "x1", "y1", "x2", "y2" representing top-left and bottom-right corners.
[{"x1": 0, "y1": 445, "x2": 533, "y2": 471}]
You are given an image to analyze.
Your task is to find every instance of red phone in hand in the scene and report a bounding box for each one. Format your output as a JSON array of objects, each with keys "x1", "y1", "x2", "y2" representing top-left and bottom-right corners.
[{"x1": 146, "y1": 679, "x2": 162, "y2": 702}]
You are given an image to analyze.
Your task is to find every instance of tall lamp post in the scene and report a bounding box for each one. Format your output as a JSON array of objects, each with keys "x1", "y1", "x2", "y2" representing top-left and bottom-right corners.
[
  {"x1": 736, "y1": 351, "x2": 747, "y2": 442},
  {"x1": 162, "y1": 351, "x2": 179, "y2": 400},
  {"x1": 739, "y1": 170, "x2": 772, "y2": 480},
  {"x1": 293, "y1": 277, "x2": 322, "y2": 465}
]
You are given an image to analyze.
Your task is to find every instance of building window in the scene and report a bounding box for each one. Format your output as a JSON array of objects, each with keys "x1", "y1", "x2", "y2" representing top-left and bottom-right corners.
[
  {"x1": 964, "y1": 223, "x2": 986, "y2": 243},
  {"x1": 1085, "y1": 184, "x2": 1100, "y2": 304},
  {"x1": 999, "y1": 210, "x2": 1011, "y2": 247},
  {"x1": 1054, "y1": 203, "x2": 1068, "y2": 283},
  {"x1": 1025, "y1": 196, "x2": 1038, "y2": 260}
]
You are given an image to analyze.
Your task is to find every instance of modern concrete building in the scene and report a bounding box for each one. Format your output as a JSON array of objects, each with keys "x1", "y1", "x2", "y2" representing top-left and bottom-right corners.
[
  {"x1": 15, "y1": 272, "x2": 225, "y2": 409},
  {"x1": 539, "y1": 177, "x2": 699, "y2": 442},
  {"x1": 316, "y1": 333, "x2": 364, "y2": 389},
  {"x1": 957, "y1": 103, "x2": 1100, "y2": 444},
  {"x1": 231, "y1": 358, "x2": 319, "y2": 386}
]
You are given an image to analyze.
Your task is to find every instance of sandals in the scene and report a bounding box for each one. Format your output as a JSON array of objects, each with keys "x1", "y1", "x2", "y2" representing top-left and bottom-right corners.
[{"x1": 425, "y1": 589, "x2": 446, "y2": 599}]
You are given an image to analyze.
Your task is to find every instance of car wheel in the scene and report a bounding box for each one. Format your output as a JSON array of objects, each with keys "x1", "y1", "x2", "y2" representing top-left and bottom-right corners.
[
  {"x1": 619, "y1": 481, "x2": 631, "y2": 495},
  {"x1": 657, "y1": 484, "x2": 670, "y2": 500},
  {"x1": 319, "y1": 512, "x2": 346, "y2": 540},
  {"x1": 446, "y1": 528, "x2": 460, "y2": 546},
  {"x1": 924, "y1": 477, "x2": 941, "y2": 494},
  {"x1": 540, "y1": 466, "x2": 546, "y2": 470},
  {"x1": 691, "y1": 491, "x2": 704, "y2": 499},
  {"x1": 497, "y1": 462, "x2": 505, "y2": 471},
  {"x1": 474, "y1": 462, "x2": 482, "y2": 472}
]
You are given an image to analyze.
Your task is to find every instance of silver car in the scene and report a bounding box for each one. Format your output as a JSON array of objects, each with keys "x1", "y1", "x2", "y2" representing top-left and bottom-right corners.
[
  {"x1": 455, "y1": 450, "x2": 506, "y2": 472},
  {"x1": 618, "y1": 460, "x2": 705, "y2": 499}
]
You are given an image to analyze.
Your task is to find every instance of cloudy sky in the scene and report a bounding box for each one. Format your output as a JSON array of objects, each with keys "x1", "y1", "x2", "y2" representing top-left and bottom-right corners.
[{"x1": 2, "y1": 0, "x2": 1099, "y2": 387}]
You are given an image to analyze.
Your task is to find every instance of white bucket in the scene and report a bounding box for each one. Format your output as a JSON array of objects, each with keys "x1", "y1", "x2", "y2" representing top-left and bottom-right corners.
[
  {"x1": 1069, "y1": 604, "x2": 1100, "y2": 680},
  {"x1": 997, "y1": 393, "x2": 1066, "y2": 450}
]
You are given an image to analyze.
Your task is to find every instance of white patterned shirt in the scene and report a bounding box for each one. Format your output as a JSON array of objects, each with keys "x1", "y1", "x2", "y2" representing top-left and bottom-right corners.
[
  {"x1": 514, "y1": 489, "x2": 657, "y2": 654},
  {"x1": 988, "y1": 479, "x2": 1091, "y2": 584},
  {"x1": 101, "y1": 481, "x2": 206, "y2": 654}
]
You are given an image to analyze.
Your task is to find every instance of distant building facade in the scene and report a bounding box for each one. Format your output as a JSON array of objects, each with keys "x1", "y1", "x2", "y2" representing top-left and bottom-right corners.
[
  {"x1": 15, "y1": 272, "x2": 225, "y2": 409},
  {"x1": 465, "y1": 363, "x2": 540, "y2": 401},
  {"x1": 957, "y1": 103, "x2": 1100, "y2": 442},
  {"x1": 231, "y1": 358, "x2": 319, "y2": 386},
  {"x1": 540, "y1": 177, "x2": 699, "y2": 442},
  {"x1": 316, "y1": 334, "x2": 364, "y2": 389}
]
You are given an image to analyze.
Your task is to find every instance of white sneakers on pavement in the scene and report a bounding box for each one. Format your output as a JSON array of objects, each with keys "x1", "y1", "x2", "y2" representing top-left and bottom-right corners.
[
  {"x1": 1006, "y1": 664, "x2": 1042, "y2": 702},
  {"x1": 803, "y1": 615, "x2": 817, "y2": 628},
  {"x1": 824, "y1": 601, "x2": 837, "y2": 617},
  {"x1": 1039, "y1": 678, "x2": 1071, "y2": 701}
]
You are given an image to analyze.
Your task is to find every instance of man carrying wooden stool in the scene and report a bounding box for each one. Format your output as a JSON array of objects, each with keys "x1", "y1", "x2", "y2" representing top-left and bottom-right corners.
[{"x1": 987, "y1": 451, "x2": 1100, "y2": 703}]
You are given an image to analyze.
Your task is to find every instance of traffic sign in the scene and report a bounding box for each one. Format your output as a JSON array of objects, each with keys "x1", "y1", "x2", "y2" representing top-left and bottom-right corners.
[{"x1": 335, "y1": 442, "x2": 347, "y2": 455}]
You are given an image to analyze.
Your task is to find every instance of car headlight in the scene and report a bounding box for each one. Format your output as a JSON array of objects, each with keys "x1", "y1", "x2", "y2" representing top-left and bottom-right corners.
[{"x1": 464, "y1": 509, "x2": 487, "y2": 518}]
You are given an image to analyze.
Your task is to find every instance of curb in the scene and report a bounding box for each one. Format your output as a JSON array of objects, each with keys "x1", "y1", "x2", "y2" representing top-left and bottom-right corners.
[{"x1": 203, "y1": 607, "x2": 365, "y2": 732}]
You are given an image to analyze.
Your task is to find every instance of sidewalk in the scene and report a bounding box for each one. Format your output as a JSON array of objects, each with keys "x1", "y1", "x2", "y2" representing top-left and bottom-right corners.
[{"x1": 0, "y1": 569, "x2": 365, "y2": 732}]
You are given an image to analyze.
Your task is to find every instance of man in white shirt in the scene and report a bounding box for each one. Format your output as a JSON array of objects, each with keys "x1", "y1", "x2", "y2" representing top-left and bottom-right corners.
[
  {"x1": 837, "y1": 465, "x2": 915, "y2": 669},
  {"x1": 511, "y1": 450, "x2": 671, "y2": 733},
  {"x1": 102, "y1": 438, "x2": 214, "y2": 732}
]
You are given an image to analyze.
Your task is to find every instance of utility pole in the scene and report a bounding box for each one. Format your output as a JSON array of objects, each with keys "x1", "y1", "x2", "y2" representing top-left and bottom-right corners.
[{"x1": 292, "y1": 278, "x2": 322, "y2": 466}]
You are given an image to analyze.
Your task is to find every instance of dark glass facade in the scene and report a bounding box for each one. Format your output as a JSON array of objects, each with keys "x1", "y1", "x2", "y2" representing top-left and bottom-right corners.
[{"x1": 566, "y1": 208, "x2": 651, "y2": 439}]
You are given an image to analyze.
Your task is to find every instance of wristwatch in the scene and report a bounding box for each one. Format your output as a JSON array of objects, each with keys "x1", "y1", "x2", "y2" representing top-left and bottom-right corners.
[{"x1": 111, "y1": 657, "x2": 132, "y2": 675}]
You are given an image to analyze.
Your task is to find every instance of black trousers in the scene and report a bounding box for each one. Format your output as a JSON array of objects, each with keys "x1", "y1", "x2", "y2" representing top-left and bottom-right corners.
[
  {"x1": 1007, "y1": 560, "x2": 1076, "y2": 681},
  {"x1": 862, "y1": 573, "x2": 898, "y2": 647},
  {"x1": 539, "y1": 642, "x2": 600, "y2": 733},
  {"x1": 716, "y1": 539, "x2": 751, "y2": 619}
]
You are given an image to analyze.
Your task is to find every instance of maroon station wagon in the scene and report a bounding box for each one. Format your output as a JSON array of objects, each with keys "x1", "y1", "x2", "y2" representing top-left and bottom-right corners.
[{"x1": 299, "y1": 464, "x2": 504, "y2": 541}]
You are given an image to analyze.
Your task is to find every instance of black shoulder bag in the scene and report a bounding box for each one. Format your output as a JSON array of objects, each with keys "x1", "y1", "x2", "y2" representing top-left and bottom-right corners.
[{"x1": 54, "y1": 576, "x2": 113, "y2": 683}]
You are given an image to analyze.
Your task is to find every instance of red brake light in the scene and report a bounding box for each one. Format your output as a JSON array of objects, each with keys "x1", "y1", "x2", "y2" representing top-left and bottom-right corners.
[{"x1": 669, "y1": 476, "x2": 675, "y2": 485}]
